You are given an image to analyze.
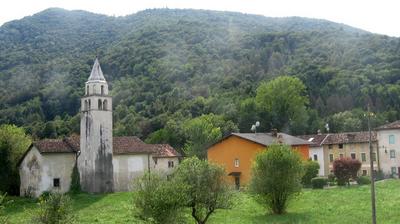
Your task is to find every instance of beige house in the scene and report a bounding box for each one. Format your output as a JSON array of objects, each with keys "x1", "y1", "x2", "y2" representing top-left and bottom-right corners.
[
  {"x1": 322, "y1": 132, "x2": 378, "y2": 176},
  {"x1": 376, "y1": 121, "x2": 400, "y2": 177},
  {"x1": 18, "y1": 58, "x2": 180, "y2": 197}
]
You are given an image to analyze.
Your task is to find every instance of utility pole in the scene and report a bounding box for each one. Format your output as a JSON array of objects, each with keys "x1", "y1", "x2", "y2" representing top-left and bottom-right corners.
[{"x1": 367, "y1": 104, "x2": 377, "y2": 224}]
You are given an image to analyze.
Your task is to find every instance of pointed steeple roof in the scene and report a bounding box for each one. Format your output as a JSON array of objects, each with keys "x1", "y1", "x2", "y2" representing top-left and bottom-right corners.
[{"x1": 88, "y1": 58, "x2": 106, "y2": 81}]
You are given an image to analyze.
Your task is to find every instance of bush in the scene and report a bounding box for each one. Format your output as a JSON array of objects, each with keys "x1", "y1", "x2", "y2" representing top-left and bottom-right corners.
[
  {"x1": 333, "y1": 158, "x2": 361, "y2": 186},
  {"x1": 311, "y1": 177, "x2": 328, "y2": 189},
  {"x1": 32, "y1": 193, "x2": 75, "y2": 224},
  {"x1": 69, "y1": 163, "x2": 81, "y2": 194},
  {"x1": 132, "y1": 172, "x2": 186, "y2": 224},
  {"x1": 174, "y1": 157, "x2": 232, "y2": 224},
  {"x1": 301, "y1": 160, "x2": 320, "y2": 186},
  {"x1": 250, "y1": 144, "x2": 303, "y2": 214},
  {"x1": 357, "y1": 176, "x2": 371, "y2": 185}
]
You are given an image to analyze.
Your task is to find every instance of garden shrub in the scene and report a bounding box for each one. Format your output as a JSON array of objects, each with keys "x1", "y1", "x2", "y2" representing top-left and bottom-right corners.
[
  {"x1": 250, "y1": 144, "x2": 303, "y2": 214},
  {"x1": 174, "y1": 157, "x2": 232, "y2": 224},
  {"x1": 333, "y1": 158, "x2": 361, "y2": 186},
  {"x1": 357, "y1": 176, "x2": 371, "y2": 185},
  {"x1": 32, "y1": 193, "x2": 75, "y2": 224},
  {"x1": 311, "y1": 177, "x2": 328, "y2": 189},
  {"x1": 0, "y1": 192, "x2": 11, "y2": 224},
  {"x1": 132, "y1": 172, "x2": 186, "y2": 224},
  {"x1": 69, "y1": 163, "x2": 81, "y2": 194},
  {"x1": 301, "y1": 160, "x2": 320, "y2": 186}
]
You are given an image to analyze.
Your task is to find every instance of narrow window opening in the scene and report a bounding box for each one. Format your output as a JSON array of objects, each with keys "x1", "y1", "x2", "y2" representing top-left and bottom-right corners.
[
  {"x1": 313, "y1": 154, "x2": 318, "y2": 161},
  {"x1": 86, "y1": 86, "x2": 89, "y2": 95},
  {"x1": 53, "y1": 178, "x2": 60, "y2": 188},
  {"x1": 234, "y1": 158, "x2": 240, "y2": 167},
  {"x1": 101, "y1": 85, "x2": 104, "y2": 95},
  {"x1": 98, "y1": 99, "x2": 102, "y2": 110},
  {"x1": 88, "y1": 100, "x2": 91, "y2": 109}
]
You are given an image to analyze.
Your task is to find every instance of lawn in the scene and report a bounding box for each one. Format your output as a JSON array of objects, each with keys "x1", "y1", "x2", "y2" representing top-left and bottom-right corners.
[{"x1": 5, "y1": 179, "x2": 400, "y2": 223}]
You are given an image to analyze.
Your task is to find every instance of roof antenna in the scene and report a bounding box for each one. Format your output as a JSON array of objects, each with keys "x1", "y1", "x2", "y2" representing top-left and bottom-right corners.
[{"x1": 251, "y1": 121, "x2": 260, "y2": 134}]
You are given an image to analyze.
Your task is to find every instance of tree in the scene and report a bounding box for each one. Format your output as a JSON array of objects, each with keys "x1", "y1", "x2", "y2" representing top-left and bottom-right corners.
[
  {"x1": 333, "y1": 158, "x2": 362, "y2": 186},
  {"x1": 301, "y1": 160, "x2": 320, "y2": 186},
  {"x1": 132, "y1": 172, "x2": 186, "y2": 224},
  {"x1": 250, "y1": 144, "x2": 303, "y2": 214},
  {"x1": 0, "y1": 125, "x2": 32, "y2": 195},
  {"x1": 255, "y1": 76, "x2": 309, "y2": 134},
  {"x1": 174, "y1": 157, "x2": 232, "y2": 224},
  {"x1": 183, "y1": 114, "x2": 237, "y2": 158}
]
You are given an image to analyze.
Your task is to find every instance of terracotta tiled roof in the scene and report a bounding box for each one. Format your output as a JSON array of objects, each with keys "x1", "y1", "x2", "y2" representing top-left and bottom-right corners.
[
  {"x1": 297, "y1": 134, "x2": 329, "y2": 147},
  {"x1": 33, "y1": 139, "x2": 76, "y2": 153},
  {"x1": 376, "y1": 120, "x2": 400, "y2": 130},
  {"x1": 112, "y1": 136, "x2": 154, "y2": 154},
  {"x1": 151, "y1": 144, "x2": 181, "y2": 157},
  {"x1": 322, "y1": 132, "x2": 377, "y2": 145},
  {"x1": 32, "y1": 136, "x2": 179, "y2": 157}
]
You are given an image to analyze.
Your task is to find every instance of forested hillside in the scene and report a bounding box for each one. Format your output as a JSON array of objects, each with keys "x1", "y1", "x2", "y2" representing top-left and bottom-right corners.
[{"x1": 1, "y1": 8, "x2": 400, "y2": 150}]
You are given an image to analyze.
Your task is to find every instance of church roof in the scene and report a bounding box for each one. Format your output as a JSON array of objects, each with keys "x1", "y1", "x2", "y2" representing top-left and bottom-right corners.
[
  {"x1": 88, "y1": 58, "x2": 106, "y2": 81},
  {"x1": 31, "y1": 136, "x2": 180, "y2": 156}
]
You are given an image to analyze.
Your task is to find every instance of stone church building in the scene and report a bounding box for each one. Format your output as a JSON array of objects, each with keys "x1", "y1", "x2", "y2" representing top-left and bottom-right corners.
[{"x1": 18, "y1": 59, "x2": 180, "y2": 197}]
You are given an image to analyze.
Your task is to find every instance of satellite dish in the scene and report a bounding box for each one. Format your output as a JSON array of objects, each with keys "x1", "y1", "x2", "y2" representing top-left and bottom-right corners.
[
  {"x1": 255, "y1": 121, "x2": 260, "y2": 127},
  {"x1": 251, "y1": 125, "x2": 256, "y2": 132}
]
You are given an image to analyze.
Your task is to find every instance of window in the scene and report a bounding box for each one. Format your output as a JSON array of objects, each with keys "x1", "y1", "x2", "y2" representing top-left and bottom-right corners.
[
  {"x1": 389, "y1": 135, "x2": 395, "y2": 144},
  {"x1": 361, "y1": 153, "x2": 366, "y2": 162},
  {"x1": 372, "y1": 152, "x2": 377, "y2": 162},
  {"x1": 103, "y1": 100, "x2": 108, "y2": 110},
  {"x1": 84, "y1": 100, "x2": 88, "y2": 111},
  {"x1": 98, "y1": 99, "x2": 102, "y2": 110},
  {"x1": 362, "y1": 170, "x2": 367, "y2": 176},
  {"x1": 154, "y1": 158, "x2": 158, "y2": 165},
  {"x1": 350, "y1": 153, "x2": 356, "y2": 160},
  {"x1": 88, "y1": 99, "x2": 91, "y2": 109},
  {"x1": 338, "y1": 144, "x2": 343, "y2": 149},
  {"x1": 313, "y1": 154, "x2": 318, "y2": 161},
  {"x1": 86, "y1": 86, "x2": 89, "y2": 95},
  {"x1": 101, "y1": 85, "x2": 104, "y2": 95},
  {"x1": 339, "y1": 153, "x2": 344, "y2": 159},
  {"x1": 234, "y1": 159, "x2": 240, "y2": 168},
  {"x1": 53, "y1": 178, "x2": 60, "y2": 188},
  {"x1": 391, "y1": 167, "x2": 397, "y2": 175},
  {"x1": 168, "y1": 161, "x2": 174, "y2": 168},
  {"x1": 329, "y1": 154, "x2": 334, "y2": 162},
  {"x1": 390, "y1": 150, "x2": 396, "y2": 158},
  {"x1": 328, "y1": 144, "x2": 333, "y2": 149}
]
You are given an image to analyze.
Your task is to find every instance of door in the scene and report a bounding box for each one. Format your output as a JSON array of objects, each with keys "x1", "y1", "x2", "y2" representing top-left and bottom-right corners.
[
  {"x1": 234, "y1": 176, "x2": 240, "y2": 190},
  {"x1": 398, "y1": 167, "x2": 400, "y2": 178}
]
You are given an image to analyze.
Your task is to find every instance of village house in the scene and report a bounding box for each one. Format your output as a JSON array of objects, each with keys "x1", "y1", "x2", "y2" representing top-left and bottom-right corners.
[
  {"x1": 18, "y1": 58, "x2": 180, "y2": 197},
  {"x1": 321, "y1": 132, "x2": 378, "y2": 177},
  {"x1": 298, "y1": 132, "x2": 329, "y2": 176},
  {"x1": 207, "y1": 131, "x2": 310, "y2": 189},
  {"x1": 376, "y1": 121, "x2": 400, "y2": 178}
]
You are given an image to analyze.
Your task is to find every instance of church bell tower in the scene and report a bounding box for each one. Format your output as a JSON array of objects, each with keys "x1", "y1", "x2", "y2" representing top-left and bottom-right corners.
[{"x1": 79, "y1": 58, "x2": 113, "y2": 193}]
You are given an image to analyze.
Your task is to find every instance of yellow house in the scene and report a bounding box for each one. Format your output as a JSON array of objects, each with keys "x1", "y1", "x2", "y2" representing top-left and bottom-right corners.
[
  {"x1": 207, "y1": 132, "x2": 310, "y2": 189},
  {"x1": 322, "y1": 132, "x2": 379, "y2": 176}
]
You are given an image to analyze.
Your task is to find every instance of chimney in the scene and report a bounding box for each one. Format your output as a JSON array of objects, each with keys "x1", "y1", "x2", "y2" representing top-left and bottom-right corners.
[{"x1": 271, "y1": 128, "x2": 278, "y2": 137}]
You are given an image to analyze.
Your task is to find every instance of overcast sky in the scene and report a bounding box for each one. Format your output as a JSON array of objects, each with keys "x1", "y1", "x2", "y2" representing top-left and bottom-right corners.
[{"x1": 1, "y1": 0, "x2": 399, "y2": 37}]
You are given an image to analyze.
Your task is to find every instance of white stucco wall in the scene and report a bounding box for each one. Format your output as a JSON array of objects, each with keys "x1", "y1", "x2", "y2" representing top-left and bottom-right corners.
[
  {"x1": 153, "y1": 157, "x2": 179, "y2": 175},
  {"x1": 377, "y1": 129, "x2": 400, "y2": 177},
  {"x1": 19, "y1": 147, "x2": 75, "y2": 197},
  {"x1": 309, "y1": 146, "x2": 325, "y2": 176},
  {"x1": 113, "y1": 154, "x2": 153, "y2": 191}
]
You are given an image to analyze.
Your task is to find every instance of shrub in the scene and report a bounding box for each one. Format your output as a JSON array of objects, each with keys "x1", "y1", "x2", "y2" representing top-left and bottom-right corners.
[
  {"x1": 301, "y1": 160, "x2": 320, "y2": 186},
  {"x1": 250, "y1": 144, "x2": 303, "y2": 214},
  {"x1": 357, "y1": 176, "x2": 371, "y2": 185},
  {"x1": 333, "y1": 158, "x2": 361, "y2": 186},
  {"x1": 311, "y1": 177, "x2": 328, "y2": 189},
  {"x1": 32, "y1": 193, "x2": 75, "y2": 224},
  {"x1": 132, "y1": 172, "x2": 186, "y2": 224},
  {"x1": 174, "y1": 157, "x2": 232, "y2": 224},
  {"x1": 69, "y1": 163, "x2": 81, "y2": 194}
]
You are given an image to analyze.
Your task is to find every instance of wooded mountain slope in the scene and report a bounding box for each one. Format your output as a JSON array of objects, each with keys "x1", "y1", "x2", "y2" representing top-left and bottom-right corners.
[{"x1": 1, "y1": 8, "x2": 399, "y2": 147}]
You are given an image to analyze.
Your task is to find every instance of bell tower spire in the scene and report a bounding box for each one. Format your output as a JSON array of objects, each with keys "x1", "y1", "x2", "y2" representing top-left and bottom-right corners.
[{"x1": 79, "y1": 58, "x2": 114, "y2": 193}]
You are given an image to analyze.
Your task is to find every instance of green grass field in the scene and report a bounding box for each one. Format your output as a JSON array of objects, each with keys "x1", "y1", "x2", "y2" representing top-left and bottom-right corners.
[{"x1": 5, "y1": 179, "x2": 400, "y2": 223}]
